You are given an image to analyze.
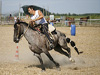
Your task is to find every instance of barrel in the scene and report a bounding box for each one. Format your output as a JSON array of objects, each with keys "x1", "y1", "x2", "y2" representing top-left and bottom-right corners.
[{"x1": 71, "y1": 25, "x2": 76, "y2": 36}]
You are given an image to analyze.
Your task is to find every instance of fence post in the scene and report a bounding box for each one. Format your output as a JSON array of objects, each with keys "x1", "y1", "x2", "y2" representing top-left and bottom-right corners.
[
  {"x1": 90, "y1": 15, "x2": 91, "y2": 25},
  {"x1": 0, "y1": 0, "x2": 2, "y2": 25}
]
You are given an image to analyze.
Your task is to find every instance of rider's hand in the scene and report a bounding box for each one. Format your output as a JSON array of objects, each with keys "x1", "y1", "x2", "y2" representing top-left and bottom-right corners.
[
  {"x1": 29, "y1": 19, "x2": 36, "y2": 24},
  {"x1": 29, "y1": 21, "x2": 35, "y2": 28},
  {"x1": 32, "y1": 19, "x2": 36, "y2": 22},
  {"x1": 29, "y1": 21, "x2": 33, "y2": 25}
]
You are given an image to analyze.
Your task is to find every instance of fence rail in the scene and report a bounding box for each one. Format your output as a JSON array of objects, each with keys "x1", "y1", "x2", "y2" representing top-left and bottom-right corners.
[
  {"x1": 75, "y1": 19, "x2": 100, "y2": 20},
  {"x1": 0, "y1": 16, "x2": 100, "y2": 27},
  {"x1": 74, "y1": 19, "x2": 100, "y2": 26}
]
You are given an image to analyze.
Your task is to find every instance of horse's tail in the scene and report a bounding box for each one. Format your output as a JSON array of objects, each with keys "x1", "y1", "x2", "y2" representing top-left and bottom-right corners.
[{"x1": 66, "y1": 37, "x2": 82, "y2": 55}]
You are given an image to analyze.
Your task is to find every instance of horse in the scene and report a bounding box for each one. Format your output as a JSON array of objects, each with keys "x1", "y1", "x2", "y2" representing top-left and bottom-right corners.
[
  {"x1": 7, "y1": 16, "x2": 14, "y2": 22},
  {"x1": 79, "y1": 16, "x2": 90, "y2": 25},
  {"x1": 65, "y1": 17, "x2": 75, "y2": 25},
  {"x1": 13, "y1": 21, "x2": 82, "y2": 71}
]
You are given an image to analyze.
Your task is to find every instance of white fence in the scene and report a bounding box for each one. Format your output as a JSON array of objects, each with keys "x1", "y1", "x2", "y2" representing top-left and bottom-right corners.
[
  {"x1": 75, "y1": 19, "x2": 100, "y2": 26},
  {"x1": 0, "y1": 15, "x2": 100, "y2": 26}
]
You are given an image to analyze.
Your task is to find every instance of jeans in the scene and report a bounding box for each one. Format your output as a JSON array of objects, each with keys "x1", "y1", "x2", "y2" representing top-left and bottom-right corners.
[{"x1": 41, "y1": 23, "x2": 53, "y2": 43}]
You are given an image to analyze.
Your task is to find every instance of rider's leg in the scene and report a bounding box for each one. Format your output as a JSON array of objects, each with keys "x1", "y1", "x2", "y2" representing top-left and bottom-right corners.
[{"x1": 42, "y1": 23, "x2": 54, "y2": 49}]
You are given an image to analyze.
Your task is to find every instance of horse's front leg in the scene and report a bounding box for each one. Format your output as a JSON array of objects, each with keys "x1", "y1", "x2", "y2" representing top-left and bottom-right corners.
[
  {"x1": 29, "y1": 44, "x2": 45, "y2": 71},
  {"x1": 34, "y1": 53, "x2": 45, "y2": 71},
  {"x1": 44, "y1": 51, "x2": 61, "y2": 71}
]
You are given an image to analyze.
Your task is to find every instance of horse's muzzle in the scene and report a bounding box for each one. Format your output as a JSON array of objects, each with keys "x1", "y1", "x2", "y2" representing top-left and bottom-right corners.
[{"x1": 13, "y1": 37, "x2": 19, "y2": 43}]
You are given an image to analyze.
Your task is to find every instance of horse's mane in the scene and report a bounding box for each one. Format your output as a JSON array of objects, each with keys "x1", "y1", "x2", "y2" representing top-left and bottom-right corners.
[{"x1": 14, "y1": 21, "x2": 36, "y2": 30}]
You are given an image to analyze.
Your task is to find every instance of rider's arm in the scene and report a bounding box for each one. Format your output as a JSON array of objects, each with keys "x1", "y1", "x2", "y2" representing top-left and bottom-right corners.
[{"x1": 32, "y1": 10, "x2": 44, "y2": 22}]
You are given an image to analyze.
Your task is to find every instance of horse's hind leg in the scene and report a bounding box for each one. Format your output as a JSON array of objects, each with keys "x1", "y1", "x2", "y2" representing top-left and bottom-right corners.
[
  {"x1": 44, "y1": 51, "x2": 60, "y2": 71},
  {"x1": 58, "y1": 37, "x2": 71, "y2": 58},
  {"x1": 54, "y1": 44, "x2": 70, "y2": 58},
  {"x1": 58, "y1": 38, "x2": 75, "y2": 62},
  {"x1": 61, "y1": 45, "x2": 75, "y2": 62},
  {"x1": 34, "y1": 53, "x2": 45, "y2": 71}
]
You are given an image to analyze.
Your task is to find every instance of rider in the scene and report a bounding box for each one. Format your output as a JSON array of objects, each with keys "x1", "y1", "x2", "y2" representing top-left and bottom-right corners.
[{"x1": 28, "y1": 5, "x2": 54, "y2": 49}]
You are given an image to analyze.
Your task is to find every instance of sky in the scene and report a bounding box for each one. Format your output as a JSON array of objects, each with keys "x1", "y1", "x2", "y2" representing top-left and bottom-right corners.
[{"x1": 1, "y1": 0, "x2": 100, "y2": 15}]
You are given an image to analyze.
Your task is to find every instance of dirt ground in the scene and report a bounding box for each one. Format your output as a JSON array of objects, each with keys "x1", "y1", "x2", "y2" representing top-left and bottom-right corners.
[{"x1": 0, "y1": 25, "x2": 100, "y2": 75}]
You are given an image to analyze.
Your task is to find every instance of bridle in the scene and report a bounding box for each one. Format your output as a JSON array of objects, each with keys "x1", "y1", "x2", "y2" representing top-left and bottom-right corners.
[{"x1": 16, "y1": 23, "x2": 30, "y2": 41}]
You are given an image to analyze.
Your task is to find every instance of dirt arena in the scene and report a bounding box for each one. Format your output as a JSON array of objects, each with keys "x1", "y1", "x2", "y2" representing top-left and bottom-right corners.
[{"x1": 0, "y1": 25, "x2": 100, "y2": 75}]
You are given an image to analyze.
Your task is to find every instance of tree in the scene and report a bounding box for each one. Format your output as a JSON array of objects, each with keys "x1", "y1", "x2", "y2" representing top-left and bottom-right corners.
[{"x1": 68, "y1": 13, "x2": 71, "y2": 16}]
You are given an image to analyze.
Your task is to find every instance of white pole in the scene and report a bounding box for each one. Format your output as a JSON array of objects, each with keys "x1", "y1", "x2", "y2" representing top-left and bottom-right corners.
[
  {"x1": 19, "y1": 4, "x2": 21, "y2": 19},
  {"x1": 42, "y1": 6, "x2": 44, "y2": 15},
  {"x1": 0, "y1": 0, "x2": 2, "y2": 24},
  {"x1": 47, "y1": 6, "x2": 49, "y2": 16},
  {"x1": 15, "y1": 43, "x2": 19, "y2": 60},
  {"x1": 90, "y1": 15, "x2": 91, "y2": 25},
  {"x1": 46, "y1": 7, "x2": 47, "y2": 17}
]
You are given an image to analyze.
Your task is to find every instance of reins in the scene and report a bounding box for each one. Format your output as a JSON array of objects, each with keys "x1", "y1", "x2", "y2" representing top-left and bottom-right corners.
[
  {"x1": 17, "y1": 23, "x2": 41, "y2": 42},
  {"x1": 19, "y1": 24, "x2": 30, "y2": 41}
]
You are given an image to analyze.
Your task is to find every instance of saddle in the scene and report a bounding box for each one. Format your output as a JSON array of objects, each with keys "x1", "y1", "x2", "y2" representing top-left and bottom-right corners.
[
  {"x1": 48, "y1": 24, "x2": 56, "y2": 33},
  {"x1": 33, "y1": 24, "x2": 56, "y2": 33},
  {"x1": 33, "y1": 24, "x2": 55, "y2": 32},
  {"x1": 33, "y1": 24, "x2": 56, "y2": 40}
]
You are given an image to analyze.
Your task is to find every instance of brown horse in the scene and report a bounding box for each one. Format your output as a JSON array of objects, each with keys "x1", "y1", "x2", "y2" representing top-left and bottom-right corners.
[
  {"x1": 79, "y1": 16, "x2": 90, "y2": 25},
  {"x1": 65, "y1": 17, "x2": 75, "y2": 25}
]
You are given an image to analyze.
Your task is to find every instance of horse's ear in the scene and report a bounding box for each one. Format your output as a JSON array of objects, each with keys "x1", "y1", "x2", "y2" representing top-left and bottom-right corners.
[
  {"x1": 16, "y1": 24, "x2": 20, "y2": 28},
  {"x1": 17, "y1": 18, "x2": 20, "y2": 23}
]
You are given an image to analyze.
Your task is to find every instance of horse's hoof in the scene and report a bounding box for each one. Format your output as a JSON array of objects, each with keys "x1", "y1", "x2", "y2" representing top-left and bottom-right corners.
[
  {"x1": 41, "y1": 69, "x2": 46, "y2": 72},
  {"x1": 69, "y1": 58, "x2": 75, "y2": 63},
  {"x1": 56, "y1": 67, "x2": 61, "y2": 71},
  {"x1": 41, "y1": 68, "x2": 46, "y2": 72},
  {"x1": 79, "y1": 51, "x2": 83, "y2": 54}
]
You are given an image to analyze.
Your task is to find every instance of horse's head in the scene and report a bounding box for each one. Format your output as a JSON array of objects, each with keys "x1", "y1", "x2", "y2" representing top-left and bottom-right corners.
[
  {"x1": 87, "y1": 16, "x2": 90, "y2": 19},
  {"x1": 13, "y1": 21, "x2": 23, "y2": 43}
]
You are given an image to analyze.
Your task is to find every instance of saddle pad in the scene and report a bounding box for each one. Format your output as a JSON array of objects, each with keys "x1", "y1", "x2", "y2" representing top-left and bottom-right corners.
[{"x1": 48, "y1": 24, "x2": 56, "y2": 33}]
